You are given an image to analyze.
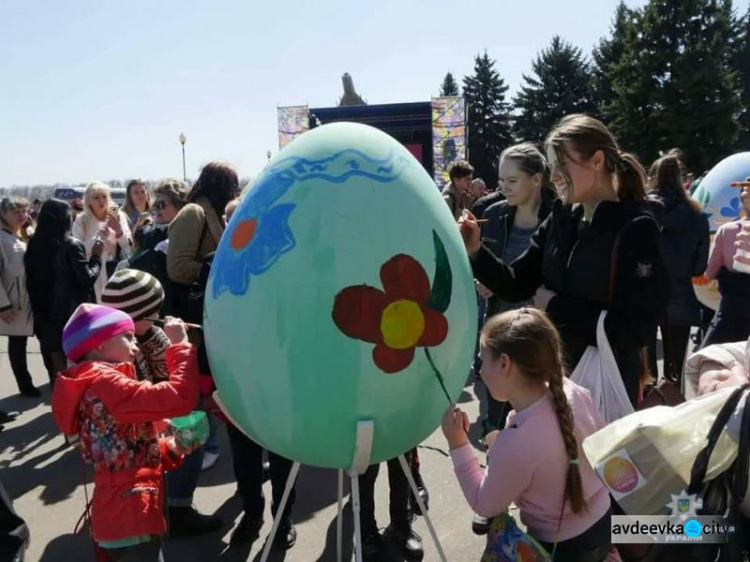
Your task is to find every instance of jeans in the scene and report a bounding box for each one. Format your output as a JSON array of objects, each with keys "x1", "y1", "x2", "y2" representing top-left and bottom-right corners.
[
  {"x1": 359, "y1": 457, "x2": 410, "y2": 536},
  {"x1": 226, "y1": 424, "x2": 295, "y2": 521},
  {"x1": 7, "y1": 337, "x2": 33, "y2": 391},
  {"x1": 205, "y1": 413, "x2": 219, "y2": 455},
  {"x1": 166, "y1": 446, "x2": 205, "y2": 507}
]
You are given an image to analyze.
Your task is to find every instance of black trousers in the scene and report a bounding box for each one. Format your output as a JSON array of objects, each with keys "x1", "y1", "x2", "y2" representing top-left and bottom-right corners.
[
  {"x1": 226, "y1": 423, "x2": 295, "y2": 521},
  {"x1": 359, "y1": 457, "x2": 410, "y2": 536},
  {"x1": 7, "y1": 337, "x2": 33, "y2": 391}
]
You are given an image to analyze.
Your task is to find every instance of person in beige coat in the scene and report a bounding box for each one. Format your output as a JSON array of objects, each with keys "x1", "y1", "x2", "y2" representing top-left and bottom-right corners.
[
  {"x1": 167, "y1": 161, "x2": 239, "y2": 288},
  {"x1": 0, "y1": 197, "x2": 39, "y2": 397},
  {"x1": 72, "y1": 182, "x2": 132, "y2": 302}
]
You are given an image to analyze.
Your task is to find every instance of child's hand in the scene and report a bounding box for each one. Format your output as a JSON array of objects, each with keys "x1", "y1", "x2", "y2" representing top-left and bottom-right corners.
[
  {"x1": 441, "y1": 406, "x2": 469, "y2": 450},
  {"x1": 163, "y1": 316, "x2": 188, "y2": 345},
  {"x1": 164, "y1": 435, "x2": 199, "y2": 456}
]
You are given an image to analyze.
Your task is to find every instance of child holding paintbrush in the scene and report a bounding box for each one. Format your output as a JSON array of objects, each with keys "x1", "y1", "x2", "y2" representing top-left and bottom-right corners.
[
  {"x1": 101, "y1": 268, "x2": 223, "y2": 537},
  {"x1": 703, "y1": 179, "x2": 750, "y2": 346}
]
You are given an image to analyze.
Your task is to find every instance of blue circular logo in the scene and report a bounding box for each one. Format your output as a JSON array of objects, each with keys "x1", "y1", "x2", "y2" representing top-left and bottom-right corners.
[{"x1": 685, "y1": 519, "x2": 702, "y2": 538}]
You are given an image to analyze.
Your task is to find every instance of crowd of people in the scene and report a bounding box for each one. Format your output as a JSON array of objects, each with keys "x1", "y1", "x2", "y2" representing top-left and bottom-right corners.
[{"x1": 1, "y1": 112, "x2": 750, "y2": 561}]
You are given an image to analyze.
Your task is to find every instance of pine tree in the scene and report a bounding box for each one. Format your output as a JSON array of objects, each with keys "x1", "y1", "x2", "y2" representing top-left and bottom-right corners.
[
  {"x1": 596, "y1": 0, "x2": 739, "y2": 171},
  {"x1": 462, "y1": 52, "x2": 513, "y2": 187},
  {"x1": 513, "y1": 36, "x2": 597, "y2": 144},
  {"x1": 733, "y1": 7, "x2": 750, "y2": 149},
  {"x1": 593, "y1": 2, "x2": 638, "y2": 118},
  {"x1": 593, "y1": 2, "x2": 654, "y2": 159},
  {"x1": 439, "y1": 72, "x2": 459, "y2": 96},
  {"x1": 642, "y1": 0, "x2": 739, "y2": 171}
]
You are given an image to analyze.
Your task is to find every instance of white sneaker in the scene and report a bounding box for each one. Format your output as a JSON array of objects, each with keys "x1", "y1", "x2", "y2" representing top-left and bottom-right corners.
[{"x1": 201, "y1": 451, "x2": 220, "y2": 471}]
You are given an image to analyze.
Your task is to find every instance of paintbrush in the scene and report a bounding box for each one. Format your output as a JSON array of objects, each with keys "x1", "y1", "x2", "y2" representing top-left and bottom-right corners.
[{"x1": 153, "y1": 319, "x2": 202, "y2": 330}]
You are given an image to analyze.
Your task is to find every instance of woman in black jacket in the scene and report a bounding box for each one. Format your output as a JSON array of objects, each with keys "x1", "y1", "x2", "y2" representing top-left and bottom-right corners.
[
  {"x1": 41, "y1": 200, "x2": 103, "y2": 378},
  {"x1": 24, "y1": 200, "x2": 80, "y2": 383},
  {"x1": 648, "y1": 154, "x2": 709, "y2": 381},
  {"x1": 461, "y1": 115, "x2": 668, "y2": 406},
  {"x1": 476, "y1": 143, "x2": 556, "y2": 433}
]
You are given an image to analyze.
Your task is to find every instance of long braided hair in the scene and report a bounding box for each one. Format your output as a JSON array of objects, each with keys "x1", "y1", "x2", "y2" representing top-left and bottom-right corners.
[{"x1": 481, "y1": 308, "x2": 587, "y2": 513}]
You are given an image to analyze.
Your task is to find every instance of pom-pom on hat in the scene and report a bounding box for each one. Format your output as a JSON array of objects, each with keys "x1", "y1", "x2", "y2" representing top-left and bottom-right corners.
[
  {"x1": 101, "y1": 269, "x2": 165, "y2": 321},
  {"x1": 62, "y1": 304, "x2": 135, "y2": 362}
]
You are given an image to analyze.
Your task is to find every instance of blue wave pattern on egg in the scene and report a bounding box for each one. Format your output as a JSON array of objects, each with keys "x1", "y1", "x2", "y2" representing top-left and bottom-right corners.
[{"x1": 211, "y1": 147, "x2": 413, "y2": 299}]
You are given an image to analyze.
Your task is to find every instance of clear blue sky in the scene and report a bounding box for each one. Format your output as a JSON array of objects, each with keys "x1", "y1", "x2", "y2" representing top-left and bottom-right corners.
[{"x1": 1, "y1": 0, "x2": 747, "y2": 187}]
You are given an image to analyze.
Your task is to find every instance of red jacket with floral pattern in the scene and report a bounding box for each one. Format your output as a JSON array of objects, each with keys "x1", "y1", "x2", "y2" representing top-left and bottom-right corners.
[{"x1": 51, "y1": 343, "x2": 199, "y2": 542}]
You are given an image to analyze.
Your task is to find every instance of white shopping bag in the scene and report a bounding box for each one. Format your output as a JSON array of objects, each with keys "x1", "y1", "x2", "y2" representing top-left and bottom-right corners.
[{"x1": 570, "y1": 312, "x2": 634, "y2": 424}]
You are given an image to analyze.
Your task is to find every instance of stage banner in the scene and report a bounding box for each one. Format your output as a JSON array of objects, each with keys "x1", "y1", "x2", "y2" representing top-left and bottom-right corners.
[
  {"x1": 431, "y1": 96, "x2": 467, "y2": 189},
  {"x1": 278, "y1": 106, "x2": 310, "y2": 149}
]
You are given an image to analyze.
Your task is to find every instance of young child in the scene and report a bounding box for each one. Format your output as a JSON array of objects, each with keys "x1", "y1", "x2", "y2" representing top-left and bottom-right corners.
[
  {"x1": 51, "y1": 304, "x2": 199, "y2": 560},
  {"x1": 442, "y1": 308, "x2": 612, "y2": 562},
  {"x1": 101, "y1": 269, "x2": 222, "y2": 537}
]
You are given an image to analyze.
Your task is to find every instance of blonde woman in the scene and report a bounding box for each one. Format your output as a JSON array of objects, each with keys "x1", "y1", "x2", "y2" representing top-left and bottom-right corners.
[
  {"x1": 0, "y1": 197, "x2": 38, "y2": 397},
  {"x1": 72, "y1": 182, "x2": 132, "y2": 301}
]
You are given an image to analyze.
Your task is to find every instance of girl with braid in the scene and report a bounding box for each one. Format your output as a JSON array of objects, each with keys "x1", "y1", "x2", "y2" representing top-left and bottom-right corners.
[{"x1": 442, "y1": 308, "x2": 612, "y2": 562}]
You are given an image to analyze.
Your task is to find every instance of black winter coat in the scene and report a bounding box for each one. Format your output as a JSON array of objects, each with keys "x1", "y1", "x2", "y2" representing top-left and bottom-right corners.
[
  {"x1": 472, "y1": 199, "x2": 668, "y2": 405},
  {"x1": 51, "y1": 236, "x2": 102, "y2": 330},
  {"x1": 25, "y1": 239, "x2": 59, "y2": 327},
  {"x1": 652, "y1": 190, "x2": 709, "y2": 326}
]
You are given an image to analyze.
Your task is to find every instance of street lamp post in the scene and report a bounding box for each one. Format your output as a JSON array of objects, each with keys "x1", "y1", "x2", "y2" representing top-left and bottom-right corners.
[{"x1": 179, "y1": 133, "x2": 187, "y2": 181}]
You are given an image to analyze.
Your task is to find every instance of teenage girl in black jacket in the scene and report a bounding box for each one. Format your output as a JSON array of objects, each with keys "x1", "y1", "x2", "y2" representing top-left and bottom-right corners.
[{"x1": 461, "y1": 115, "x2": 668, "y2": 406}]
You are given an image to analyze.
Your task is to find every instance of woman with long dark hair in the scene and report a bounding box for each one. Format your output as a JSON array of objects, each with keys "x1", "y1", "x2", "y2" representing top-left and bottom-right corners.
[
  {"x1": 167, "y1": 161, "x2": 239, "y2": 289},
  {"x1": 48, "y1": 200, "x2": 104, "y2": 377},
  {"x1": 25, "y1": 199, "x2": 73, "y2": 384},
  {"x1": 648, "y1": 154, "x2": 709, "y2": 380}
]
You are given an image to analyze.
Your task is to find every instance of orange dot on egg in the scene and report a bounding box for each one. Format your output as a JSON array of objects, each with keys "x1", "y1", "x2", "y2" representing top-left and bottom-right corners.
[{"x1": 231, "y1": 219, "x2": 258, "y2": 250}]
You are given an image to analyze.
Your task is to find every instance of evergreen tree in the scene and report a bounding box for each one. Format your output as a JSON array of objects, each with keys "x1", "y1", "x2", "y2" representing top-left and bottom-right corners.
[
  {"x1": 643, "y1": 0, "x2": 739, "y2": 171},
  {"x1": 733, "y1": 7, "x2": 750, "y2": 149},
  {"x1": 592, "y1": 2, "x2": 638, "y2": 118},
  {"x1": 594, "y1": 2, "x2": 655, "y2": 160},
  {"x1": 513, "y1": 36, "x2": 597, "y2": 144},
  {"x1": 462, "y1": 52, "x2": 513, "y2": 187},
  {"x1": 439, "y1": 72, "x2": 459, "y2": 96},
  {"x1": 597, "y1": 0, "x2": 739, "y2": 170}
]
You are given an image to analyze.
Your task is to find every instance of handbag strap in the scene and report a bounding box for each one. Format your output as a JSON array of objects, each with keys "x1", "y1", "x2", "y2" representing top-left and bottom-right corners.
[
  {"x1": 688, "y1": 384, "x2": 750, "y2": 494},
  {"x1": 608, "y1": 230, "x2": 622, "y2": 304}
]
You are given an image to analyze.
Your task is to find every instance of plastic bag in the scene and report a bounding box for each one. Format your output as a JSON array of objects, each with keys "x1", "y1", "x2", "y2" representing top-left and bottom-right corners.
[
  {"x1": 582, "y1": 386, "x2": 743, "y2": 516},
  {"x1": 570, "y1": 312, "x2": 634, "y2": 424}
]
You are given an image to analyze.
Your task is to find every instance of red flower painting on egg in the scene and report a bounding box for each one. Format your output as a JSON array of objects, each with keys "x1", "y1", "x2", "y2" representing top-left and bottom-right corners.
[{"x1": 332, "y1": 232, "x2": 453, "y2": 374}]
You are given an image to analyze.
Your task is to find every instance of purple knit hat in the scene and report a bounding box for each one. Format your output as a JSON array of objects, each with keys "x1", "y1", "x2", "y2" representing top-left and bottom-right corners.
[{"x1": 62, "y1": 304, "x2": 135, "y2": 362}]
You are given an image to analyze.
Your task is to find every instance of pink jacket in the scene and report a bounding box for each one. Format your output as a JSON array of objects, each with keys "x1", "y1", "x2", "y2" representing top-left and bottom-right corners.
[{"x1": 450, "y1": 379, "x2": 610, "y2": 543}]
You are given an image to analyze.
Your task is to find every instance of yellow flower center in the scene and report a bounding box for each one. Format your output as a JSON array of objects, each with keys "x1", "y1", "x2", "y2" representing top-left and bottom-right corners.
[{"x1": 380, "y1": 300, "x2": 425, "y2": 350}]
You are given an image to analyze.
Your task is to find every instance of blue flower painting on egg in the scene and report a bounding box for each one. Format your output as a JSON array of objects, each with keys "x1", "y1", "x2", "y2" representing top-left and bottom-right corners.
[{"x1": 211, "y1": 147, "x2": 412, "y2": 299}]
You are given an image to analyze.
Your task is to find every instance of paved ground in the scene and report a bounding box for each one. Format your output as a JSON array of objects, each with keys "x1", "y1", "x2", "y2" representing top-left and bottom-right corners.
[{"x1": 0, "y1": 339, "x2": 498, "y2": 561}]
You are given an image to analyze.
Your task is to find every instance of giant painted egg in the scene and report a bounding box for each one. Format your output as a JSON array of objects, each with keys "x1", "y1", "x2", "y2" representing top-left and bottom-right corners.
[
  {"x1": 204, "y1": 123, "x2": 477, "y2": 469},
  {"x1": 692, "y1": 152, "x2": 750, "y2": 311}
]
